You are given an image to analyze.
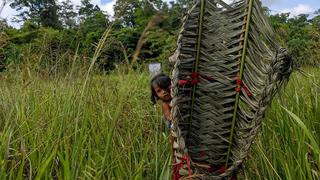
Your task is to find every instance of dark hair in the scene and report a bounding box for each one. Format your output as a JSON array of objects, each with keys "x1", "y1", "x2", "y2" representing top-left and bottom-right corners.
[{"x1": 150, "y1": 73, "x2": 171, "y2": 104}]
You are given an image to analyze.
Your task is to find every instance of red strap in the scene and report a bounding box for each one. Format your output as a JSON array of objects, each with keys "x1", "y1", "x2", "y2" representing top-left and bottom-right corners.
[
  {"x1": 173, "y1": 155, "x2": 192, "y2": 180},
  {"x1": 179, "y1": 72, "x2": 214, "y2": 86},
  {"x1": 170, "y1": 131, "x2": 201, "y2": 179},
  {"x1": 236, "y1": 79, "x2": 243, "y2": 86},
  {"x1": 190, "y1": 72, "x2": 200, "y2": 85},
  {"x1": 242, "y1": 85, "x2": 253, "y2": 97},
  {"x1": 183, "y1": 155, "x2": 192, "y2": 180},
  {"x1": 235, "y1": 86, "x2": 241, "y2": 93},
  {"x1": 178, "y1": 79, "x2": 188, "y2": 86},
  {"x1": 172, "y1": 162, "x2": 181, "y2": 180},
  {"x1": 219, "y1": 165, "x2": 226, "y2": 174},
  {"x1": 235, "y1": 79, "x2": 253, "y2": 97}
]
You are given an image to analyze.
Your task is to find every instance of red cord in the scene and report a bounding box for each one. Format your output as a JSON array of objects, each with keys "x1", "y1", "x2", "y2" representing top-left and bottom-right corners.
[
  {"x1": 235, "y1": 78, "x2": 253, "y2": 97},
  {"x1": 178, "y1": 72, "x2": 213, "y2": 86},
  {"x1": 172, "y1": 154, "x2": 192, "y2": 180}
]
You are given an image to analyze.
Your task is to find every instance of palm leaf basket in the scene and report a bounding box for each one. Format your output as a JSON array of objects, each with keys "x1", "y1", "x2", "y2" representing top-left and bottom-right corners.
[{"x1": 170, "y1": 0, "x2": 293, "y2": 179}]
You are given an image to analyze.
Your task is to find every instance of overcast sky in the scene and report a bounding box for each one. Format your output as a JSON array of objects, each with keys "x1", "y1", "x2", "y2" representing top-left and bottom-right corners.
[{"x1": 1, "y1": 0, "x2": 319, "y2": 28}]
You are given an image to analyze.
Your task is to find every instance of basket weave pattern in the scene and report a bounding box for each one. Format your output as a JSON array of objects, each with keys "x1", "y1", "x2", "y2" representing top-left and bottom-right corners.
[{"x1": 170, "y1": 0, "x2": 293, "y2": 179}]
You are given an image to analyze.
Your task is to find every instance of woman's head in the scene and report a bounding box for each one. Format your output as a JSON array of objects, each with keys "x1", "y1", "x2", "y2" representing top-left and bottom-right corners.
[{"x1": 151, "y1": 73, "x2": 171, "y2": 104}]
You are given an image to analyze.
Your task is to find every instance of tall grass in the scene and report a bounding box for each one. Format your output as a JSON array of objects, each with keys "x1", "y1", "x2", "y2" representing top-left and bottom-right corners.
[
  {"x1": 245, "y1": 68, "x2": 320, "y2": 179},
  {"x1": 1, "y1": 65, "x2": 319, "y2": 179},
  {"x1": 0, "y1": 66, "x2": 172, "y2": 179}
]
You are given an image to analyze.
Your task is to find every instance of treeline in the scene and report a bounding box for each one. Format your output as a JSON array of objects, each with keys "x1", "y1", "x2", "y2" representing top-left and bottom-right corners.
[
  {"x1": 268, "y1": 10, "x2": 320, "y2": 66},
  {"x1": 0, "y1": 0, "x2": 319, "y2": 73}
]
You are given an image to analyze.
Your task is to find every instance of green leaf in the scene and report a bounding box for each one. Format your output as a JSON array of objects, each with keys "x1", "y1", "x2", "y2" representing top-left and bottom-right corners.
[
  {"x1": 35, "y1": 147, "x2": 57, "y2": 180},
  {"x1": 282, "y1": 106, "x2": 320, "y2": 162}
]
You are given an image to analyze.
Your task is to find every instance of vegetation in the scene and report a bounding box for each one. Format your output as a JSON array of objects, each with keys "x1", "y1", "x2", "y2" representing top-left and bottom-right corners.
[
  {"x1": 0, "y1": 0, "x2": 319, "y2": 179},
  {"x1": 0, "y1": 66, "x2": 172, "y2": 179},
  {"x1": 1, "y1": 0, "x2": 191, "y2": 72},
  {"x1": 0, "y1": 63, "x2": 319, "y2": 179},
  {"x1": 245, "y1": 68, "x2": 320, "y2": 179},
  {"x1": 1, "y1": 1, "x2": 318, "y2": 72},
  {"x1": 268, "y1": 11, "x2": 320, "y2": 66}
]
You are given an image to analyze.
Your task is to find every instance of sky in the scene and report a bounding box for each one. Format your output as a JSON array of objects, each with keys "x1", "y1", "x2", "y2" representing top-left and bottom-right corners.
[{"x1": 1, "y1": 0, "x2": 319, "y2": 28}]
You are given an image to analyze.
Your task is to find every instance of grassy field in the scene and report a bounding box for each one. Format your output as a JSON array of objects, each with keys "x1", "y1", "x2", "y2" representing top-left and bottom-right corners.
[
  {"x1": 0, "y1": 66, "x2": 319, "y2": 179},
  {"x1": 0, "y1": 67, "x2": 172, "y2": 179},
  {"x1": 245, "y1": 68, "x2": 320, "y2": 179}
]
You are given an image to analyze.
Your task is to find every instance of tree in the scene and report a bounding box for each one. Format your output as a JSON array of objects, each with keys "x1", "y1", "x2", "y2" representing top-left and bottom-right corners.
[
  {"x1": 159, "y1": 0, "x2": 194, "y2": 31},
  {"x1": 133, "y1": 0, "x2": 164, "y2": 27},
  {"x1": 10, "y1": 0, "x2": 61, "y2": 28},
  {"x1": 0, "y1": 19, "x2": 8, "y2": 30},
  {"x1": 288, "y1": 14, "x2": 309, "y2": 27},
  {"x1": 175, "y1": 0, "x2": 194, "y2": 15},
  {"x1": 59, "y1": 0, "x2": 77, "y2": 29},
  {"x1": 77, "y1": 9, "x2": 110, "y2": 55},
  {"x1": 269, "y1": 13, "x2": 290, "y2": 24},
  {"x1": 113, "y1": 0, "x2": 141, "y2": 27},
  {"x1": 80, "y1": 11, "x2": 109, "y2": 35},
  {"x1": 268, "y1": 13, "x2": 290, "y2": 44},
  {"x1": 39, "y1": 0, "x2": 61, "y2": 28},
  {"x1": 0, "y1": 19, "x2": 9, "y2": 71},
  {"x1": 311, "y1": 9, "x2": 320, "y2": 29},
  {"x1": 78, "y1": 0, "x2": 101, "y2": 21},
  {"x1": 76, "y1": 0, "x2": 109, "y2": 46}
]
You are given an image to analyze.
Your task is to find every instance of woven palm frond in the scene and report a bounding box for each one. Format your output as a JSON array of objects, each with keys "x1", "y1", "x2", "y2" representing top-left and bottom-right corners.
[{"x1": 170, "y1": 0, "x2": 293, "y2": 179}]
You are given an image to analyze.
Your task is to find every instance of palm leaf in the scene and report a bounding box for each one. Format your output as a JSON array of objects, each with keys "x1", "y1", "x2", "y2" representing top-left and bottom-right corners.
[{"x1": 170, "y1": 0, "x2": 293, "y2": 178}]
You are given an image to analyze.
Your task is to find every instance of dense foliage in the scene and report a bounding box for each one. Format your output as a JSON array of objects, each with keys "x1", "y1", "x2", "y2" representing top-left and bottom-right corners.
[
  {"x1": 0, "y1": 0, "x2": 319, "y2": 72},
  {"x1": 0, "y1": 0, "x2": 190, "y2": 73}
]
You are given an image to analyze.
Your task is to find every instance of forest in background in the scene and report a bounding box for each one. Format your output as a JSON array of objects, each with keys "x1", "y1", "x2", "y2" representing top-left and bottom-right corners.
[{"x1": 0, "y1": 0, "x2": 319, "y2": 74}]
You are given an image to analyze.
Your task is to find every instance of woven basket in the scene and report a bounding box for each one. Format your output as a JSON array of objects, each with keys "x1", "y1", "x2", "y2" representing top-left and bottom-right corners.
[{"x1": 170, "y1": 0, "x2": 293, "y2": 179}]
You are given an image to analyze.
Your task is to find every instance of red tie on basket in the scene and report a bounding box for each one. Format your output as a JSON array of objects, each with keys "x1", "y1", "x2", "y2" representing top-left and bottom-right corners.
[
  {"x1": 172, "y1": 154, "x2": 192, "y2": 180},
  {"x1": 171, "y1": 130, "x2": 192, "y2": 180},
  {"x1": 178, "y1": 72, "x2": 214, "y2": 86},
  {"x1": 235, "y1": 78, "x2": 253, "y2": 97},
  {"x1": 178, "y1": 73, "x2": 252, "y2": 97}
]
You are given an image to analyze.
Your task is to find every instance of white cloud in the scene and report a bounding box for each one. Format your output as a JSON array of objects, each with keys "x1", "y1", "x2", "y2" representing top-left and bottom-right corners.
[
  {"x1": 97, "y1": 0, "x2": 116, "y2": 17},
  {"x1": 56, "y1": 0, "x2": 116, "y2": 16},
  {"x1": 279, "y1": 4, "x2": 314, "y2": 17},
  {"x1": 261, "y1": 0, "x2": 284, "y2": 6},
  {"x1": 0, "y1": 1, "x2": 22, "y2": 27}
]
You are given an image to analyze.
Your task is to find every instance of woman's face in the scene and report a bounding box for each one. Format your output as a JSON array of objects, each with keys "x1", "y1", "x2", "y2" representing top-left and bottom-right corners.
[{"x1": 153, "y1": 84, "x2": 171, "y2": 102}]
